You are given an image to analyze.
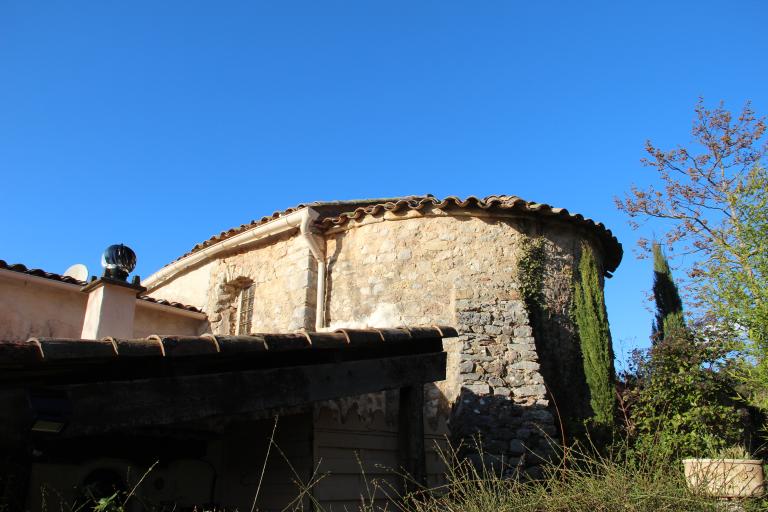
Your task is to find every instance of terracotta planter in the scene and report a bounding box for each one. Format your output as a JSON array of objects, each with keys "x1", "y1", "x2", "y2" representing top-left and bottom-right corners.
[{"x1": 682, "y1": 458, "x2": 765, "y2": 498}]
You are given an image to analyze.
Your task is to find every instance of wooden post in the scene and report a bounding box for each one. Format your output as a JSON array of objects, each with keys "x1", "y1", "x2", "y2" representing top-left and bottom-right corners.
[{"x1": 397, "y1": 384, "x2": 426, "y2": 494}]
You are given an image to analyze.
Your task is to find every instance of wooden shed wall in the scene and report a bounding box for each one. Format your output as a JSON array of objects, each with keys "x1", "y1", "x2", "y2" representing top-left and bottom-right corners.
[
  {"x1": 312, "y1": 398, "x2": 447, "y2": 511},
  {"x1": 210, "y1": 413, "x2": 313, "y2": 511}
]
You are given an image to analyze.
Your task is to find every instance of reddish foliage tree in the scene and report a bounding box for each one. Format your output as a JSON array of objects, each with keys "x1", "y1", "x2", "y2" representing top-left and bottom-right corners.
[
  {"x1": 617, "y1": 99, "x2": 768, "y2": 410},
  {"x1": 616, "y1": 99, "x2": 766, "y2": 306}
]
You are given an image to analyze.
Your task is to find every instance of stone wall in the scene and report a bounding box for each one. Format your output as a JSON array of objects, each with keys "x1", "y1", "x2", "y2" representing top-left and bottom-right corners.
[
  {"x1": 146, "y1": 206, "x2": 612, "y2": 472},
  {"x1": 453, "y1": 293, "x2": 556, "y2": 472},
  {"x1": 148, "y1": 231, "x2": 316, "y2": 335},
  {"x1": 146, "y1": 260, "x2": 216, "y2": 312},
  {"x1": 324, "y1": 210, "x2": 601, "y2": 471},
  {"x1": 206, "y1": 232, "x2": 315, "y2": 333}
]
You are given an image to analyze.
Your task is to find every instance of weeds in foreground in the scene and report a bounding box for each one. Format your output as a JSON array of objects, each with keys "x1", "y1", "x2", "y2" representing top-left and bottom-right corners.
[
  {"x1": 36, "y1": 435, "x2": 768, "y2": 512},
  {"x1": 376, "y1": 441, "x2": 767, "y2": 512}
]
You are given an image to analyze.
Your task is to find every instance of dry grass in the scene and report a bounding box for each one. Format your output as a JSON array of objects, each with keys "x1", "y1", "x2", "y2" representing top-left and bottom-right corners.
[
  {"x1": 352, "y1": 442, "x2": 767, "y2": 512},
  {"x1": 31, "y1": 437, "x2": 768, "y2": 511}
]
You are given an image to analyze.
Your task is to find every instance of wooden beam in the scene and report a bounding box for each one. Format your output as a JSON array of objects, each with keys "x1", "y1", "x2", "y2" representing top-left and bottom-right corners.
[
  {"x1": 0, "y1": 352, "x2": 446, "y2": 437},
  {"x1": 397, "y1": 384, "x2": 426, "y2": 494}
]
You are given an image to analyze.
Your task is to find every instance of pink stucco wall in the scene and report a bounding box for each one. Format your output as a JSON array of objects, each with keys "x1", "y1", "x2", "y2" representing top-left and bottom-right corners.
[{"x1": 0, "y1": 271, "x2": 207, "y2": 340}]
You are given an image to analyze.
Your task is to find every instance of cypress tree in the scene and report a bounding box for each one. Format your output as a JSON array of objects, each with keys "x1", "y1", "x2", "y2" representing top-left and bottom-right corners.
[
  {"x1": 573, "y1": 243, "x2": 616, "y2": 428},
  {"x1": 651, "y1": 243, "x2": 686, "y2": 344}
]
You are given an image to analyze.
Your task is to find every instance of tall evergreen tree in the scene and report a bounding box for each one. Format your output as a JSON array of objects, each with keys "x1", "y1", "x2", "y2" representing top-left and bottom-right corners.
[
  {"x1": 573, "y1": 243, "x2": 616, "y2": 428},
  {"x1": 651, "y1": 243, "x2": 686, "y2": 344}
]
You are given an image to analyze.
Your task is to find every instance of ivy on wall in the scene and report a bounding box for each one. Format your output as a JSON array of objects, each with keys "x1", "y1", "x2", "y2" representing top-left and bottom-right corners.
[
  {"x1": 518, "y1": 237, "x2": 546, "y2": 310},
  {"x1": 518, "y1": 236, "x2": 597, "y2": 435},
  {"x1": 573, "y1": 243, "x2": 616, "y2": 428}
]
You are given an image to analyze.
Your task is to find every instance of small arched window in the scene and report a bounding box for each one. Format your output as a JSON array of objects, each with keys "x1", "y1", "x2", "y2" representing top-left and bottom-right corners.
[{"x1": 236, "y1": 284, "x2": 255, "y2": 335}]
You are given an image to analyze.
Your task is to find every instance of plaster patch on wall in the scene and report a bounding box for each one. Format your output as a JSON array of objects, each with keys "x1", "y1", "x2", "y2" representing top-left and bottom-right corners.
[
  {"x1": 327, "y1": 302, "x2": 405, "y2": 330},
  {"x1": 315, "y1": 391, "x2": 397, "y2": 426}
]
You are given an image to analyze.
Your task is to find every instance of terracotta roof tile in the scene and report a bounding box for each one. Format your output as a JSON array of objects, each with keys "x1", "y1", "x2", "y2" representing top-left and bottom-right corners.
[
  {"x1": 136, "y1": 295, "x2": 203, "y2": 313},
  {"x1": 335, "y1": 328, "x2": 386, "y2": 346},
  {"x1": 148, "y1": 335, "x2": 219, "y2": 357},
  {"x1": 0, "y1": 260, "x2": 88, "y2": 286},
  {"x1": 261, "y1": 333, "x2": 311, "y2": 351},
  {"x1": 0, "y1": 260, "x2": 203, "y2": 313},
  {"x1": 171, "y1": 195, "x2": 431, "y2": 263},
  {"x1": 317, "y1": 195, "x2": 623, "y2": 272},
  {"x1": 38, "y1": 338, "x2": 118, "y2": 361},
  {"x1": 404, "y1": 326, "x2": 446, "y2": 339},
  {"x1": 302, "y1": 331, "x2": 348, "y2": 349},
  {"x1": 171, "y1": 194, "x2": 622, "y2": 274},
  {"x1": 374, "y1": 327, "x2": 413, "y2": 343},
  {"x1": 215, "y1": 334, "x2": 268, "y2": 354},
  {"x1": 110, "y1": 336, "x2": 164, "y2": 358},
  {"x1": 0, "y1": 339, "x2": 43, "y2": 365},
  {"x1": 0, "y1": 325, "x2": 455, "y2": 367}
]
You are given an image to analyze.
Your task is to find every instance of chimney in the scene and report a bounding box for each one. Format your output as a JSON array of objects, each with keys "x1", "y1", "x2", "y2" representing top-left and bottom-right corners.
[{"x1": 80, "y1": 244, "x2": 145, "y2": 339}]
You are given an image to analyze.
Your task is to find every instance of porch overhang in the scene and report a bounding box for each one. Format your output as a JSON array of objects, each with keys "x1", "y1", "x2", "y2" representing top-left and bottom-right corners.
[{"x1": 0, "y1": 326, "x2": 453, "y2": 439}]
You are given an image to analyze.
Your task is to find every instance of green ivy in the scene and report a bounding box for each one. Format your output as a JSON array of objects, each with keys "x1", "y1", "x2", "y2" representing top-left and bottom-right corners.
[{"x1": 518, "y1": 237, "x2": 546, "y2": 310}]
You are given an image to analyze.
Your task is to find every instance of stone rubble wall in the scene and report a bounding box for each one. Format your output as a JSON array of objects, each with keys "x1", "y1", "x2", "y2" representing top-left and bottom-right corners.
[
  {"x1": 206, "y1": 231, "x2": 315, "y2": 333},
  {"x1": 324, "y1": 210, "x2": 599, "y2": 471},
  {"x1": 453, "y1": 293, "x2": 556, "y2": 471},
  {"x1": 149, "y1": 233, "x2": 316, "y2": 334},
  {"x1": 149, "y1": 207, "x2": 609, "y2": 474}
]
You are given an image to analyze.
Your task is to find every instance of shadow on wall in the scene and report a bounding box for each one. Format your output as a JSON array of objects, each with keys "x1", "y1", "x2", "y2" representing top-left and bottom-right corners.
[
  {"x1": 435, "y1": 384, "x2": 560, "y2": 478},
  {"x1": 528, "y1": 306, "x2": 592, "y2": 438},
  {"x1": 516, "y1": 221, "x2": 595, "y2": 439}
]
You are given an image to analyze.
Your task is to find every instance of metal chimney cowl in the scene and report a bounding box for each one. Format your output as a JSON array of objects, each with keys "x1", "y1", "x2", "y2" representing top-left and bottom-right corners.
[{"x1": 101, "y1": 244, "x2": 137, "y2": 281}]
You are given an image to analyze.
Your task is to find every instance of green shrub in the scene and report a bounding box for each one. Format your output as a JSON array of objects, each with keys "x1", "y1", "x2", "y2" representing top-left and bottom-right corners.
[
  {"x1": 624, "y1": 332, "x2": 743, "y2": 460},
  {"x1": 651, "y1": 243, "x2": 686, "y2": 344},
  {"x1": 572, "y1": 243, "x2": 616, "y2": 429},
  {"x1": 391, "y1": 441, "x2": 766, "y2": 512}
]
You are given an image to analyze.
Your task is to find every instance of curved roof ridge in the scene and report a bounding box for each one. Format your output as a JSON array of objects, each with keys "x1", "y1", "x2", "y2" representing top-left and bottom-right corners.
[
  {"x1": 160, "y1": 194, "x2": 621, "y2": 273},
  {"x1": 168, "y1": 195, "x2": 433, "y2": 264},
  {"x1": 317, "y1": 195, "x2": 622, "y2": 272}
]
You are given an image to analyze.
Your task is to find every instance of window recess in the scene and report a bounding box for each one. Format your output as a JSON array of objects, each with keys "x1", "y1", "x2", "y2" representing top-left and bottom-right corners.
[{"x1": 236, "y1": 285, "x2": 255, "y2": 335}]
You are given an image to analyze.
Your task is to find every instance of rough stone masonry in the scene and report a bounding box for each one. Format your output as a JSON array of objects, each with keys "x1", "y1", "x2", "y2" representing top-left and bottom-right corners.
[{"x1": 148, "y1": 197, "x2": 621, "y2": 475}]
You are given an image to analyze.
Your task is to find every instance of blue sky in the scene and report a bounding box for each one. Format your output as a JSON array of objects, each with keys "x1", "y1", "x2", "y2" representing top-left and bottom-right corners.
[{"x1": 1, "y1": 1, "x2": 765, "y2": 360}]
